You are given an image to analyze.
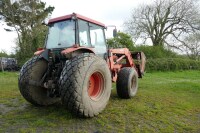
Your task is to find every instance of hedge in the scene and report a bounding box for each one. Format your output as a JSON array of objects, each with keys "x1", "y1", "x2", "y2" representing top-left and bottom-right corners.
[
  {"x1": 132, "y1": 45, "x2": 177, "y2": 59},
  {"x1": 146, "y1": 58, "x2": 200, "y2": 72}
]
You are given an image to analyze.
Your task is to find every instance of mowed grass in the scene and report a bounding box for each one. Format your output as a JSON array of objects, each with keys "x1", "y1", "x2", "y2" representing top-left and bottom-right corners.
[{"x1": 0, "y1": 71, "x2": 200, "y2": 133}]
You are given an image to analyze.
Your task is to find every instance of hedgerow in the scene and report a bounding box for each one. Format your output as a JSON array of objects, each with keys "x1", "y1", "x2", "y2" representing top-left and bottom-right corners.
[{"x1": 146, "y1": 58, "x2": 200, "y2": 72}]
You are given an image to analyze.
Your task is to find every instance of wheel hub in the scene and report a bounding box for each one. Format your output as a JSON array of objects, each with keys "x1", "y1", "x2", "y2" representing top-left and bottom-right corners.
[{"x1": 88, "y1": 72, "x2": 104, "y2": 100}]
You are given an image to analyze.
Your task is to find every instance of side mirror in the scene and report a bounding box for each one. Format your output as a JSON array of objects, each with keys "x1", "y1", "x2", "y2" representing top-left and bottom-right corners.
[{"x1": 113, "y1": 28, "x2": 117, "y2": 37}]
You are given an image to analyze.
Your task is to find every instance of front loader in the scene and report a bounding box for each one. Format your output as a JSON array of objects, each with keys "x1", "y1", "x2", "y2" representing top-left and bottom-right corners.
[{"x1": 18, "y1": 13, "x2": 146, "y2": 117}]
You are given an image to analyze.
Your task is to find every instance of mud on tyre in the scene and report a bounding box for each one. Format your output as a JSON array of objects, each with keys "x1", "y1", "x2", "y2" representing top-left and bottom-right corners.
[
  {"x1": 116, "y1": 67, "x2": 138, "y2": 99},
  {"x1": 18, "y1": 56, "x2": 59, "y2": 106},
  {"x1": 59, "y1": 53, "x2": 112, "y2": 117}
]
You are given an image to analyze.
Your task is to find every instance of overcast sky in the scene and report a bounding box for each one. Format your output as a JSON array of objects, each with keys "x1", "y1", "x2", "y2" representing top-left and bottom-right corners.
[{"x1": 0, "y1": 0, "x2": 152, "y2": 54}]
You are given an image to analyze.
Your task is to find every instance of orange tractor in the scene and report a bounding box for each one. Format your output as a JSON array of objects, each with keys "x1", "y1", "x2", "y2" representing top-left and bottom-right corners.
[{"x1": 18, "y1": 13, "x2": 146, "y2": 117}]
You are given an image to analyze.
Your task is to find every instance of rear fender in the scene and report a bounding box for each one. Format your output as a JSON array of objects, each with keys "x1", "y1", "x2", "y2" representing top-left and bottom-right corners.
[
  {"x1": 61, "y1": 47, "x2": 95, "y2": 59},
  {"x1": 34, "y1": 49, "x2": 49, "y2": 61},
  {"x1": 61, "y1": 47, "x2": 95, "y2": 55},
  {"x1": 34, "y1": 47, "x2": 95, "y2": 61}
]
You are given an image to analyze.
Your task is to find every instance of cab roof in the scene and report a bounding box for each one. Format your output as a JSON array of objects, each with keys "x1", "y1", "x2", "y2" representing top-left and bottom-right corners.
[{"x1": 48, "y1": 13, "x2": 105, "y2": 27}]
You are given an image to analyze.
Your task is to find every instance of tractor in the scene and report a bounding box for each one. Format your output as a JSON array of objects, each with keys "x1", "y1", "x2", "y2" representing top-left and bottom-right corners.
[{"x1": 18, "y1": 13, "x2": 146, "y2": 118}]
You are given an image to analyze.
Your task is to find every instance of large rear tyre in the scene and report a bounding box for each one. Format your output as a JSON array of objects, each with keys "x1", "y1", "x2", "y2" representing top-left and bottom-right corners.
[
  {"x1": 116, "y1": 67, "x2": 138, "y2": 99},
  {"x1": 59, "y1": 53, "x2": 111, "y2": 117},
  {"x1": 18, "y1": 56, "x2": 59, "y2": 106}
]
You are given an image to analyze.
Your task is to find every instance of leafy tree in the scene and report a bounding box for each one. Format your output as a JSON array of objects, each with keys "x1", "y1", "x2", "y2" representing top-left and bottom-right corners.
[
  {"x1": 125, "y1": 0, "x2": 200, "y2": 48},
  {"x1": 0, "y1": 0, "x2": 54, "y2": 65},
  {"x1": 107, "y1": 32, "x2": 134, "y2": 50},
  {"x1": 0, "y1": 50, "x2": 8, "y2": 57}
]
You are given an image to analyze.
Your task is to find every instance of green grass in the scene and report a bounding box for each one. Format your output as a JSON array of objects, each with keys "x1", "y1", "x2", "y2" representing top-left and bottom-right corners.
[{"x1": 0, "y1": 71, "x2": 200, "y2": 132}]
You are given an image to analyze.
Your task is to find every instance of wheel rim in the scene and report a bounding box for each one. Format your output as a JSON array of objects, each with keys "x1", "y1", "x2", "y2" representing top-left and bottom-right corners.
[
  {"x1": 131, "y1": 75, "x2": 137, "y2": 91},
  {"x1": 88, "y1": 72, "x2": 104, "y2": 100}
]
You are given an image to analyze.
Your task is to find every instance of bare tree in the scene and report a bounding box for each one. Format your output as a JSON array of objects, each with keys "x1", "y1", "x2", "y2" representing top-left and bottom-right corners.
[
  {"x1": 125, "y1": 0, "x2": 200, "y2": 47},
  {"x1": 180, "y1": 32, "x2": 200, "y2": 60}
]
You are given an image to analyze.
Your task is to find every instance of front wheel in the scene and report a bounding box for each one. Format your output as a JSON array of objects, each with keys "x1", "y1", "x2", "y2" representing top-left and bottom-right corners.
[
  {"x1": 59, "y1": 53, "x2": 112, "y2": 117},
  {"x1": 116, "y1": 67, "x2": 138, "y2": 99}
]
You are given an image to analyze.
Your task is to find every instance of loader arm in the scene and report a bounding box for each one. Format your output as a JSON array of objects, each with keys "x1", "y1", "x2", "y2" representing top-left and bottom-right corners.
[{"x1": 107, "y1": 48, "x2": 146, "y2": 82}]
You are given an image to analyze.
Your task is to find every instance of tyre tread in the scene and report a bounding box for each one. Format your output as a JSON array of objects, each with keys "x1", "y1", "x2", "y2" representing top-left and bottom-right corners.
[{"x1": 59, "y1": 53, "x2": 110, "y2": 117}]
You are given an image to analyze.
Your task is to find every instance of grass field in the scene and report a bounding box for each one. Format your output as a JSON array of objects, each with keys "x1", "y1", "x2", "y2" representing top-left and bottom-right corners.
[{"x1": 0, "y1": 71, "x2": 200, "y2": 133}]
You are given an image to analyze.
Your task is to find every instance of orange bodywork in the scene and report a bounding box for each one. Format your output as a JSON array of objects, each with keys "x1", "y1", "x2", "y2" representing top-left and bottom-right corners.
[
  {"x1": 34, "y1": 45, "x2": 94, "y2": 56},
  {"x1": 107, "y1": 48, "x2": 136, "y2": 82},
  {"x1": 34, "y1": 49, "x2": 45, "y2": 56},
  {"x1": 34, "y1": 46, "x2": 137, "y2": 82},
  {"x1": 61, "y1": 46, "x2": 94, "y2": 55}
]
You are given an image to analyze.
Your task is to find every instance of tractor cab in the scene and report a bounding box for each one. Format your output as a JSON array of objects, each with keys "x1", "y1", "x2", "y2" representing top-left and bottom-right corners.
[{"x1": 45, "y1": 13, "x2": 107, "y2": 58}]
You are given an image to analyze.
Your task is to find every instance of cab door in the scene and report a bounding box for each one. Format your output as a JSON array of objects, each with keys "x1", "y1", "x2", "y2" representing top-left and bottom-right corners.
[{"x1": 78, "y1": 20, "x2": 107, "y2": 59}]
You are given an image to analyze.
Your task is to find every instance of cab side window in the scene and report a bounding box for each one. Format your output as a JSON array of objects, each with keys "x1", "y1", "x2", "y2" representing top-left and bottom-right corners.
[
  {"x1": 90, "y1": 23, "x2": 106, "y2": 47},
  {"x1": 78, "y1": 19, "x2": 107, "y2": 57},
  {"x1": 78, "y1": 20, "x2": 91, "y2": 46}
]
